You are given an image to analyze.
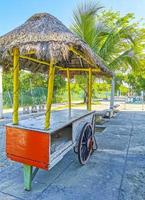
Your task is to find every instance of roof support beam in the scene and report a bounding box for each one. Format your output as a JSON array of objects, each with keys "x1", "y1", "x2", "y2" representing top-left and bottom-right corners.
[
  {"x1": 45, "y1": 61, "x2": 55, "y2": 129},
  {"x1": 67, "y1": 68, "x2": 71, "y2": 116},
  {"x1": 20, "y1": 54, "x2": 104, "y2": 75},
  {"x1": 20, "y1": 55, "x2": 50, "y2": 66},
  {"x1": 88, "y1": 67, "x2": 92, "y2": 111},
  {"x1": 58, "y1": 68, "x2": 100, "y2": 72},
  {"x1": 13, "y1": 48, "x2": 20, "y2": 125},
  {"x1": 69, "y1": 47, "x2": 96, "y2": 68}
]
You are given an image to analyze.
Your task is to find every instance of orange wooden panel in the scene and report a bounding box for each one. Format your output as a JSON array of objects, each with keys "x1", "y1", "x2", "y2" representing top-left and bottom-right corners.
[{"x1": 6, "y1": 126, "x2": 50, "y2": 170}]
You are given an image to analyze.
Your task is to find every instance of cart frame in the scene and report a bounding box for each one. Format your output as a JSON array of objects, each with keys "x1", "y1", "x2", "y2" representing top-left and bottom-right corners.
[
  {"x1": 9, "y1": 47, "x2": 100, "y2": 190},
  {"x1": 2, "y1": 39, "x2": 115, "y2": 191},
  {"x1": 0, "y1": 12, "x2": 115, "y2": 192}
]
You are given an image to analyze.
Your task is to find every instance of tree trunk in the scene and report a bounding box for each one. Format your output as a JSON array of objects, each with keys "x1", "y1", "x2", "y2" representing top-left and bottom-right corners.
[{"x1": 83, "y1": 90, "x2": 88, "y2": 109}]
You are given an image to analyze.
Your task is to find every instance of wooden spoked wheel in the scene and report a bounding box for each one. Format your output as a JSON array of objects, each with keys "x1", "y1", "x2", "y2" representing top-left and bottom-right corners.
[{"x1": 78, "y1": 123, "x2": 93, "y2": 165}]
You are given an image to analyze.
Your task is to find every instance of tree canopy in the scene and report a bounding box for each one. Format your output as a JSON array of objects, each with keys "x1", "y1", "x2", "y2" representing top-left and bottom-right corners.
[{"x1": 71, "y1": 1, "x2": 145, "y2": 95}]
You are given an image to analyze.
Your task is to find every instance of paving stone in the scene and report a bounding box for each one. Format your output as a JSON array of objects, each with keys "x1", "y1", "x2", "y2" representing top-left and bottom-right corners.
[
  {"x1": 119, "y1": 161, "x2": 145, "y2": 200},
  {"x1": 0, "y1": 111, "x2": 145, "y2": 200},
  {"x1": 37, "y1": 150, "x2": 125, "y2": 200},
  {"x1": 96, "y1": 133, "x2": 130, "y2": 152},
  {"x1": 0, "y1": 192, "x2": 19, "y2": 200}
]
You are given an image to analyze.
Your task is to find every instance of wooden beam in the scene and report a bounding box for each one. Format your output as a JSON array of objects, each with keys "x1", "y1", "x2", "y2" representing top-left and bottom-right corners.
[
  {"x1": 58, "y1": 68, "x2": 89, "y2": 71},
  {"x1": 13, "y1": 48, "x2": 20, "y2": 124},
  {"x1": 20, "y1": 55, "x2": 102, "y2": 74},
  {"x1": 88, "y1": 67, "x2": 92, "y2": 111},
  {"x1": 20, "y1": 55, "x2": 49, "y2": 66},
  {"x1": 69, "y1": 47, "x2": 95, "y2": 68},
  {"x1": 45, "y1": 62, "x2": 55, "y2": 129},
  {"x1": 67, "y1": 68, "x2": 71, "y2": 116},
  {"x1": 58, "y1": 68, "x2": 100, "y2": 72}
]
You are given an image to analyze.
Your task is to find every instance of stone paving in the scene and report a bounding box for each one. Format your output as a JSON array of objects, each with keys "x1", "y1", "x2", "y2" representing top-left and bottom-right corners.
[{"x1": 0, "y1": 111, "x2": 145, "y2": 200}]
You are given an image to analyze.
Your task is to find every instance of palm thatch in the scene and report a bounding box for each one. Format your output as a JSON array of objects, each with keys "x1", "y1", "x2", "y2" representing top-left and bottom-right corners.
[{"x1": 0, "y1": 13, "x2": 113, "y2": 77}]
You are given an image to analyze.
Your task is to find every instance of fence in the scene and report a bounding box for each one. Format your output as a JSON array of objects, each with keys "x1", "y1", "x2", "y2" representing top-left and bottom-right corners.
[{"x1": 3, "y1": 87, "x2": 48, "y2": 108}]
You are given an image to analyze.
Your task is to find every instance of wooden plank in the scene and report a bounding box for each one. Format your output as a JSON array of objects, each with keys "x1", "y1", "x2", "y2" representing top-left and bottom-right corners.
[
  {"x1": 6, "y1": 126, "x2": 50, "y2": 170},
  {"x1": 49, "y1": 142, "x2": 73, "y2": 169},
  {"x1": 50, "y1": 141, "x2": 73, "y2": 162},
  {"x1": 7, "y1": 109, "x2": 95, "y2": 134}
]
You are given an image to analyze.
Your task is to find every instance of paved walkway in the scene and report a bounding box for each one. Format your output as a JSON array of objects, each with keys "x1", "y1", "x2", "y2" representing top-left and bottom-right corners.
[{"x1": 0, "y1": 111, "x2": 145, "y2": 200}]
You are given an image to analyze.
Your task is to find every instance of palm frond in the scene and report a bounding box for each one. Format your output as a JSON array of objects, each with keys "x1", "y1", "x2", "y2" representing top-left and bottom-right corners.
[
  {"x1": 108, "y1": 48, "x2": 141, "y2": 72},
  {"x1": 71, "y1": 1, "x2": 144, "y2": 77},
  {"x1": 71, "y1": 1, "x2": 103, "y2": 52}
]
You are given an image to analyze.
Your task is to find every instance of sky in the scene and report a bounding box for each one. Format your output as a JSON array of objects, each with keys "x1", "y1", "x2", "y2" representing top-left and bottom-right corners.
[{"x1": 0, "y1": 0, "x2": 145, "y2": 36}]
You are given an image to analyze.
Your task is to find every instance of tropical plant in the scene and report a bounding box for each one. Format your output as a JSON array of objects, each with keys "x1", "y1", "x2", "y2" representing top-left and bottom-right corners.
[{"x1": 71, "y1": 1, "x2": 145, "y2": 97}]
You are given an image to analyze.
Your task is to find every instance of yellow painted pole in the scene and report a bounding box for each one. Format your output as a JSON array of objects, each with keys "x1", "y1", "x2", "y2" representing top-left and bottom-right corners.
[
  {"x1": 13, "y1": 48, "x2": 20, "y2": 124},
  {"x1": 45, "y1": 62, "x2": 55, "y2": 129},
  {"x1": 20, "y1": 55, "x2": 102, "y2": 74},
  {"x1": 67, "y1": 68, "x2": 71, "y2": 115},
  {"x1": 87, "y1": 79, "x2": 89, "y2": 110},
  {"x1": 88, "y1": 67, "x2": 92, "y2": 111}
]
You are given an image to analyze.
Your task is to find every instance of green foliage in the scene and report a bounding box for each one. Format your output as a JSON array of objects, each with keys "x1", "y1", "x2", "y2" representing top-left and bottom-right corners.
[
  {"x1": 73, "y1": 74, "x2": 97, "y2": 103},
  {"x1": 93, "y1": 81, "x2": 111, "y2": 99},
  {"x1": 119, "y1": 85, "x2": 129, "y2": 96},
  {"x1": 71, "y1": 1, "x2": 145, "y2": 95},
  {"x1": 126, "y1": 73, "x2": 145, "y2": 94},
  {"x1": 71, "y1": 1, "x2": 103, "y2": 52},
  {"x1": 3, "y1": 71, "x2": 66, "y2": 107},
  {"x1": 3, "y1": 71, "x2": 13, "y2": 92},
  {"x1": 53, "y1": 75, "x2": 66, "y2": 102}
]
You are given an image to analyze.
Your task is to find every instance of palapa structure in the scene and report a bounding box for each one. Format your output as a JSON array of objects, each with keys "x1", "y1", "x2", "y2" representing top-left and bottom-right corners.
[
  {"x1": 1, "y1": 13, "x2": 115, "y2": 191},
  {"x1": 0, "y1": 12, "x2": 115, "y2": 125},
  {"x1": 0, "y1": 13, "x2": 113, "y2": 77}
]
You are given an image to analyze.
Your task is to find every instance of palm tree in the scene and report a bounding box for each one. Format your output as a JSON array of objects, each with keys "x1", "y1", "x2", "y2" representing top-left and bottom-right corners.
[
  {"x1": 71, "y1": 1, "x2": 143, "y2": 71},
  {"x1": 71, "y1": 1, "x2": 144, "y2": 100}
]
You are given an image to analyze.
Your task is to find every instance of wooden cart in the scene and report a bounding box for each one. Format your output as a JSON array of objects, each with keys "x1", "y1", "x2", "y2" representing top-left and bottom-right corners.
[
  {"x1": 6, "y1": 109, "x2": 97, "y2": 188},
  {"x1": 0, "y1": 13, "x2": 113, "y2": 190}
]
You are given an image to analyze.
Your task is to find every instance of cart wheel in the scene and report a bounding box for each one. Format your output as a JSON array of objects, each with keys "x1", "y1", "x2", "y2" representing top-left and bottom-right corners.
[{"x1": 78, "y1": 123, "x2": 93, "y2": 165}]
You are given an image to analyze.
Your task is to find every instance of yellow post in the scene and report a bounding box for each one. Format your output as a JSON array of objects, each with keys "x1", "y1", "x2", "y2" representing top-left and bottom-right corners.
[
  {"x1": 88, "y1": 67, "x2": 92, "y2": 111},
  {"x1": 13, "y1": 48, "x2": 20, "y2": 124},
  {"x1": 67, "y1": 68, "x2": 71, "y2": 115},
  {"x1": 45, "y1": 62, "x2": 55, "y2": 129}
]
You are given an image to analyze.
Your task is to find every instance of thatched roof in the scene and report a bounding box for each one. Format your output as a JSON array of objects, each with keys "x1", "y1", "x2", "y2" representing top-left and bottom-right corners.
[{"x1": 0, "y1": 13, "x2": 113, "y2": 77}]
